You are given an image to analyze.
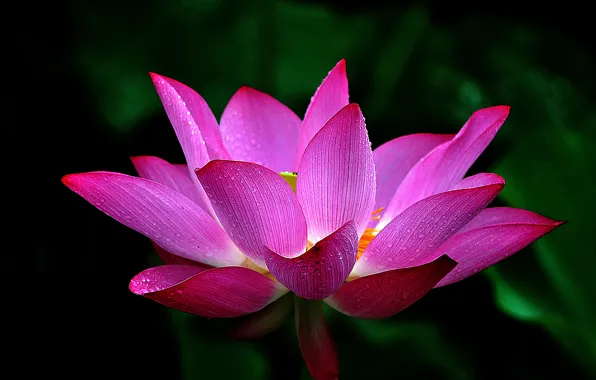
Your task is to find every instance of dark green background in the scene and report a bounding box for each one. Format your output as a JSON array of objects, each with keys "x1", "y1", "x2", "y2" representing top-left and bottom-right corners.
[{"x1": 23, "y1": 1, "x2": 594, "y2": 379}]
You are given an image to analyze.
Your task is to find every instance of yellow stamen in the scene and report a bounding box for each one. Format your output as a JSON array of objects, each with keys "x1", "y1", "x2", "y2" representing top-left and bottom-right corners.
[{"x1": 280, "y1": 171, "x2": 297, "y2": 192}]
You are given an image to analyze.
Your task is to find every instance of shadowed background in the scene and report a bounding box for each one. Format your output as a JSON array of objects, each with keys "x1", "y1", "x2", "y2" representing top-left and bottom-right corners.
[{"x1": 23, "y1": 1, "x2": 594, "y2": 379}]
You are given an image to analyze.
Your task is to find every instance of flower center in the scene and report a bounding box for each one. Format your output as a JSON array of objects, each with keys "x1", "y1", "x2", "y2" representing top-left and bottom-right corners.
[
  {"x1": 277, "y1": 171, "x2": 381, "y2": 260},
  {"x1": 280, "y1": 171, "x2": 297, "y2": 192}
]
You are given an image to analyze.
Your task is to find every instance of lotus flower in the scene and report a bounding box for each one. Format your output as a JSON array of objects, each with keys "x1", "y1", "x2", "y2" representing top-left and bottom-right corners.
[{"x1": 62, "y1": 60, "x2": 562, "y2": 379}]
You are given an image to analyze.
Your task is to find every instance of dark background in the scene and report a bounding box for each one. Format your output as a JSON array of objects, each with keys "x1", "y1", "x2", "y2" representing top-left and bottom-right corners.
[{"x1": 19, "y1": 1, "x2": 595, "y2": 379}]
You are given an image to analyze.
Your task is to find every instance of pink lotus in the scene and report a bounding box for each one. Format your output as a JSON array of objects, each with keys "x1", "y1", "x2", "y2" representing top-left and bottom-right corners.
[{"x1": 62, "y1": 60, "x2": 562, "y2": 379}]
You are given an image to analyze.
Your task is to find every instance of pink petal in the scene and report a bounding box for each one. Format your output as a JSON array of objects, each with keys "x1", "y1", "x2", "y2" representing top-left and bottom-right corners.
[
  {"x1": 151, "y1": 73, "x2": 231, "y2": 218},
  {"x1": 353, "y1": 176, "x2": 504, "y2": 276},
  {"x1": 151, "y1": 241, "x2": 212, "y2": 268},
  {"x1": 294, "y1": 59, "x2": 349, "y2": 170},
  {"x1": 434, "y1": 207, "x2": 564, "y2": 287},
  {"x1": 264, "y1": 222, "x2": 358, "y2": 300},
  {"x1": 295, "y1": 298, "x2": 339, "y2": 380},
  {"x1": 131, "y1": 156, "x2": 211, "y2": 212},
  {"x1": 450, "y1": 172, "x2": 505, "y2": 190},
  {"x1": 326, "y1": 255, "x2": 456, "y2": 319},
  {"x1": 196, "y1": 160, "x2": 307, "y2": 267},
  {"x1": 150, "y1": 73, "x2": 230, "y2": 168},
  {"x1": 62, "y1": 172, "x2": 245, "y2": 267},
  {"x1": 233, "y1": 295, "x2": 293, "y2": 339},
  {"x1": 297, "y1": 104, "x2": 375, "y2": 243},
  {"x1": 220, "y1": 86, "x2": 301, "y2": 173},
  {"x1": 378, "y1": 106, "x2": 510, "y2": 228},
  {"x1": 458, "y1": 206, "x2": 561, "y2": 232},
  {"x1": 373, "y1": 133, "x2": 454, "y2": 211},
  {"x1": 130, "y1": 265, "x2": 285, "y2": 318}
]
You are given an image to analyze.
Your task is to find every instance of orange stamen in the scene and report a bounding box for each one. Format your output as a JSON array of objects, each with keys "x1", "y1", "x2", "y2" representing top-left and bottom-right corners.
[
  {"x1": 357, "y1": 227, "x2": 379, "y2": 259},
  {"x1": 356, "y1": 207, "x2": 383, "y2": 259}
]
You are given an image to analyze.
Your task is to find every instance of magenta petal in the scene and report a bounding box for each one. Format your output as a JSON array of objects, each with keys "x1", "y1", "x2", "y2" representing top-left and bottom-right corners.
[
  {"x1": 130, "y1": 265, "x2": 285, "y2": 318},
  {"x1": 264, "y1": 222, "x2": 358, "y2": 300},
  {"x1": 294, "y1": 59, "x2": 349, "y2": 169},
  {"x1": 295, "y1": 298, "x2": 339, "y2": 380},
  {"x1": 434, "y1": 207, "x2": 564, "y2": 287},
  {"x1": 373, "y1": 133, "x2": 454, "y2": 211},
  {"x1": 353, "y1": 177, "x2": 504, "y2": 276},
  {"x1": 62, "y1": 172, "x2": 245, "y2": 267},
  {"x1": 378, "y1": 106, "x2": 510, "y2": 228},
  {"x1": 297, "y1": 104, "x2": 375, "y2": 242},
  {"x1": 150, "y1": 73, "x2": 230, "y2": 167},
  {"x1": 326, "y1": 255, "x2": 456, "y2": 319},
  {"x1": 220, "y1": 86, "x2": 301, "y2": 173},
  {"x1": 450, "y1": 172, "x2": 505, "y2": 190},
  {"x1": 131, "y1": 156, "x2": 211, "y2": 212},
  {"x1": 196, "y1": 160, "x2": 307, "y2": 267}
]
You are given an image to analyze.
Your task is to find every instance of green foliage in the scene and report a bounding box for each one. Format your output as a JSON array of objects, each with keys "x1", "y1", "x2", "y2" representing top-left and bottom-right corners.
[{"x1": 171, "y1": 311, "x2": 269, "y2": 380}]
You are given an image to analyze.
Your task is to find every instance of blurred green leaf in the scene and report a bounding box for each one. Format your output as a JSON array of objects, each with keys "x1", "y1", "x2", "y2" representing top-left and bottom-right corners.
[
  {"x1": 335, "y1": 318, "x2": 473, "y2": 380},
  {"x1": 171, "y1": 311, "x2": 268, "y2": 380},
  {"x1": 75, "y1": 0, "x2": 376, "y2": 133},
  {"x1": 482, "y1": 31, "x2": 596, "y2": 374}
]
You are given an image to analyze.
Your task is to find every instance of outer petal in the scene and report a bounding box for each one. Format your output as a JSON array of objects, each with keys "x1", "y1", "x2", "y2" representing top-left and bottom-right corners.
[
  {"x1": 129, "y1": 265, "x2": 286, "y2": 318},
  {"x1": 434, "y1": 207, "x2": 564, "y2": 287},
  {"x1": 62, "y1": 172, "x2": 245, "y2": 267},
  {"x1": 151, "y1": 73, "x2": 230, "y2": 217},
  {"x1": 378, "y1": 106, "x2": 510, "y2": 229},
  {"x1": 233, "y1": 295, "x2": 293, "y2": 339},
  {"x1": 297, "y1": 104, "x2": 375, "y2": 242},
  {"x1": 220, "y1": 86, "x2": 301, "y2": 173},
  {"x1": 327, "y1": 256, "x2": 456, "y2": 319},
  {"x1": 353, "y1": 176, "x2": 504, "y2": 276},
  {"x1": 295, "y1": 298, "x2": 339, "y2": 380},
  {"x1": 294, "y1": 59, "x2": 349, "y2": 170},
  {"x1": 373, "y1": 133, "x2": 454, "y2": 211},
  {"x1": 196, "y1": 161, "x2": 307, "y2": 267},
  {"x1": 264, "y1": 222, "x2": 358, "y2": 300},
  {"x1": 131, "y1": 156, "x2": 211, "y2": 212},
  {"x1": 150, "y1": 73, "x2": 230, "y2": 167}
]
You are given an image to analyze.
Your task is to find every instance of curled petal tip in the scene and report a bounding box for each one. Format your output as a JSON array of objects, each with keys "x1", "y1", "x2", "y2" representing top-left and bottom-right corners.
[
  {"x1": 61, "y1": 173, "x2": 73, "y2": 185},
  {"x1": 148, "y1": 72, "x2": 164, "y2": 83}
]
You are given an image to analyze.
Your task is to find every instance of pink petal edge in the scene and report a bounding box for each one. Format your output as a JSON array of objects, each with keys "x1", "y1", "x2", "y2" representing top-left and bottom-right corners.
[
  {"x1": 373, "y1": 133, "x2": 454, "y2": 212},
  {"x1": 264, "y1": 221, "x2": 358, "y2": 300},
  {"x1": 62, "y1": 172, "x2": 244, "y2": 267},
  {"x1": 150, "y1": 73, "x2": 230, "y2": 218},
  {"x1": 131, "y1": 155, "x2": 212, "y2": 213},
  {"x1": 378, "y1": 106, "x2": 510, "y2": 229},
  {"x1": 326, "y1": 255, "x2": 456, "y2": 319},
  {"x1": 130, "y1": 265, "x2": 286, "y2": 318},
  {"x1": 294, "y1": 59, "x2": 349, "y2": 170},
  {"x1": 434, "y1": 207, "x2": 565, "y2": 286},
  {"x1": 220, "y1": 86, "x2": 301, "y2": 173},
  {"x1": 196, "y1": 160, "x2": 307, "y2": 268},
  {"x1": 150, "y1": 73, "x2": 230, "y2": 167},
  {"x1": 353, "y1": 174, "x2": 504, "y2": 277},
  {"x1": 297, "y1": 103, "x2": 375, "y2": 243}
]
